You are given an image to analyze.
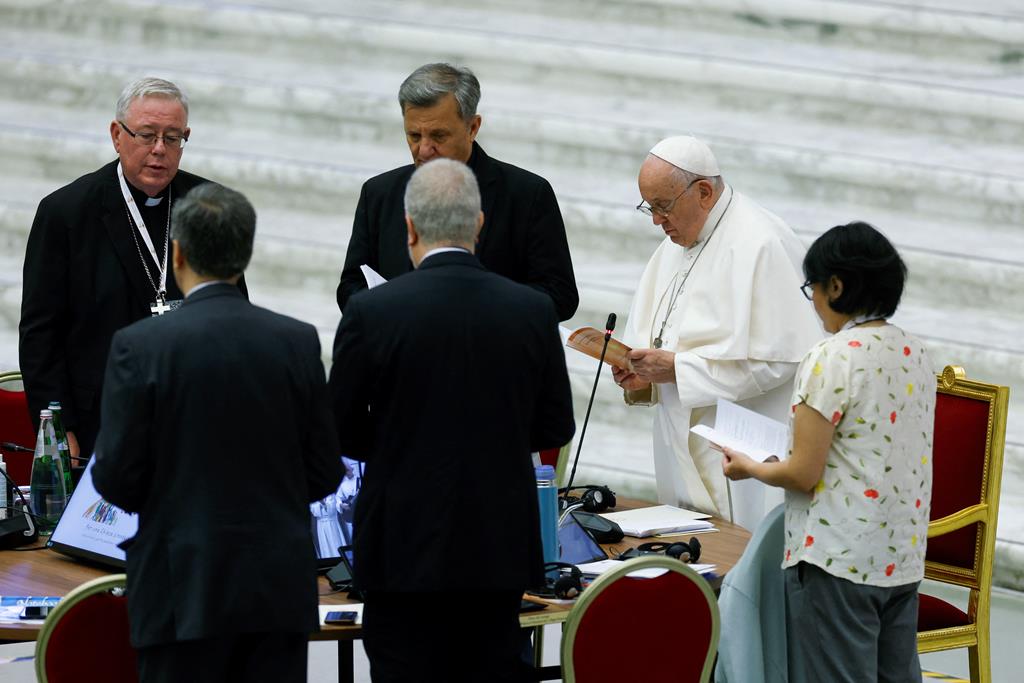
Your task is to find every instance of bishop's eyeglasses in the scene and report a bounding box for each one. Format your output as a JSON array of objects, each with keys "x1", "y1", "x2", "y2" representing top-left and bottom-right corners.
[{"x1": 119, "y1": 121, "x2": 189, "y2": 149}]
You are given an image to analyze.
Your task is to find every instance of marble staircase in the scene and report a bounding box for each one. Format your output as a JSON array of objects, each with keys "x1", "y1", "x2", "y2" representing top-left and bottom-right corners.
[{"x1": 1, "y1": 0, "x2": 1022, "y2": 585}]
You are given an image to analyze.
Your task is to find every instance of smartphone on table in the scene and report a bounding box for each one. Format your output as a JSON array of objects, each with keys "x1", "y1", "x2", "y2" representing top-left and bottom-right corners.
[{"x1": 324, "y1": 610, "x2": 358, "y2": 625}]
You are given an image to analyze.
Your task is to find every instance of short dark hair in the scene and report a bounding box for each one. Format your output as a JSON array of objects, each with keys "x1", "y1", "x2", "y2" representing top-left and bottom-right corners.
[
  {"x1": 803, "y1": 221, "x2": 907, "y2": 318},
  {"x1": 171, "y1": 183, "x2": 255, "y2": 278}
]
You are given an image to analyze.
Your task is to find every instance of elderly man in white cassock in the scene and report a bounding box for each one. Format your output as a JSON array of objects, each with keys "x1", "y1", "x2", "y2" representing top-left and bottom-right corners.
[{"x1": 613, "y1": 136, "x2": 821, "y2": 530}]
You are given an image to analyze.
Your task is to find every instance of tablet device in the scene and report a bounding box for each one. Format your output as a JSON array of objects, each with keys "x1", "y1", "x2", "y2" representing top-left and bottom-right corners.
[
  {"x1": 47, "y1": 457, "x2": 137, "y2": 569},
  {"x1": 559, "y1": 510, "x2": 608, "y2": 565}
]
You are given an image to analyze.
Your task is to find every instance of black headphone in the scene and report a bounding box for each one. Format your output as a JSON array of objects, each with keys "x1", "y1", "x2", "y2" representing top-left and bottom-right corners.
[
  {"x1": 559, "y1": 484, "x2": 617, "y2": 513},
  {"x1": 632, "y1": 537, "x2": 702, "y2": 563},
  {"x1": 542, "y1": 562, "x2": 585, "y2": 599}
]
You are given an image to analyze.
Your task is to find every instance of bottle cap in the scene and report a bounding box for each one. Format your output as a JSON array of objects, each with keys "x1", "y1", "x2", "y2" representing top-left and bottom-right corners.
[
  {"x1": 40, "y1": 409, "x2": 53, "y2": 419},
  {"x1": 535, "y1": 465, "x2": 556, "y2": 481},
  {"x1": 48, "y1": 401, "x2": 62, "y2": 410}
]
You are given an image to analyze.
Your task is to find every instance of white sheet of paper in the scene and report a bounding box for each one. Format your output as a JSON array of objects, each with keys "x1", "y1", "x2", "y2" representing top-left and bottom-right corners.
[
  {"x1": 360, "y1": 265, "x2": 388, "y2": 289},
  {"x1": 576, "y1": 559, "x2": 717, "y2": 578},
  {"x1": 690, "y1": 398, "x2": 789, "y2": 462},
  {"x1": 599, "y1": 504, "x2": 713, "y2": 538}
]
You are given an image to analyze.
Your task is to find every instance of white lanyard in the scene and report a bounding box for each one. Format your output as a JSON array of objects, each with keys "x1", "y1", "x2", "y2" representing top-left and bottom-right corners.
[{"x1": 116, "y1": 162, "x2": 168, "y2": 295}]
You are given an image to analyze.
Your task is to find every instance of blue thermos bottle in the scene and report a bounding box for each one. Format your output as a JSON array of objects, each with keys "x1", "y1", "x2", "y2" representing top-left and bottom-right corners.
[{"x1": 535, "y1": 465, "x2": 559, "y2": 578}]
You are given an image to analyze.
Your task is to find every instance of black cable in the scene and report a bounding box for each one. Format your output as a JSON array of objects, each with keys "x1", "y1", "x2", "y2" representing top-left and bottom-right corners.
[{"x1": 1, "y1": 505, "x2": 49, "y2": 523}]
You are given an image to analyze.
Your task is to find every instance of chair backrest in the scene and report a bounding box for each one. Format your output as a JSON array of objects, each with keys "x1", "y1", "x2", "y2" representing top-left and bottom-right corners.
[
  {"x1": 35, "y1": 574, "x2": 138, "y2": 683},
  {"x1": 538, "y1": 442, "x2": 572, "y2": 486},
  {"x1": 925, "y1": 365, "x2": 1009, "y2": 590},
  {"x1": 562, "y1": 556, "x2": 720, "y2": 683},
  {"x1": 0, "y1": 372, "x2": 36, "y2": 485}
]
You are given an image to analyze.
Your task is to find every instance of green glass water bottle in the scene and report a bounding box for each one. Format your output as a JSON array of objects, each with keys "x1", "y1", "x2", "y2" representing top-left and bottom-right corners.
[
  {"x1": 30, "y1": 409, "x2": 67, "y2": 535},
  {"x1": 48, "y1": 401, "x2": 74, "y2": 496}
]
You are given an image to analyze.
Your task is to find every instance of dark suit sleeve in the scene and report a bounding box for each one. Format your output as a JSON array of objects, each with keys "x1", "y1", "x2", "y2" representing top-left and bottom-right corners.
[
  {"x1": 531, "y1": 301, "x2": 576, "y2": 451},
  {"x1": 19, "y1": 197, "x2": 75, "y2": 432},
  {"x1": 328, "y1": 300, "x2": 374, "y2": 461},
  {"x1": 91, "y1": 329, "x2": 154, "y2": 513},
  {"x1": 525, "y1": 179, "x2": 579, "y2": 321},
  {"x1": 336, "y1": 183, "x2": 373, "y2": 313},
  {"x1": 300, "y1": 327, "x2": 344, "y2": 502}
]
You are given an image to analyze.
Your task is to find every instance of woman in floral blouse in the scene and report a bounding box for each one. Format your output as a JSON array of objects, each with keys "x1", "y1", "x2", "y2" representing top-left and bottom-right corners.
[{"x1": 722, "y1": 221, "x2": 934, "y2": 682}]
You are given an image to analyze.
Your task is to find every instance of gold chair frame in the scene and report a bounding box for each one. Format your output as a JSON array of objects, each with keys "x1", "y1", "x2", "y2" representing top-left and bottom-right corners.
[
  {"x1": 561, "y1": 556, "x2": 720, "y2": 683},
  {"x1": 917, "y1": 366, "x2": 1009, "y2": 683},
  {"x1": 34, "y1": 573, "x2": 129, "y2": 683}
]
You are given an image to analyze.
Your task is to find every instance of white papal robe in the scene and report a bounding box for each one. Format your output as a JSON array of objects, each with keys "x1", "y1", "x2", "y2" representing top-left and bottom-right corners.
[{"x1": 622, "y1": 185, "x2": 822, "y2": 531}]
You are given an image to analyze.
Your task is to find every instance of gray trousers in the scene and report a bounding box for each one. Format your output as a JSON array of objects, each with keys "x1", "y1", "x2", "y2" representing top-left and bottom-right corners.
[{"x1": 786, "y1": 562, "x2": 921, "y2": 683}]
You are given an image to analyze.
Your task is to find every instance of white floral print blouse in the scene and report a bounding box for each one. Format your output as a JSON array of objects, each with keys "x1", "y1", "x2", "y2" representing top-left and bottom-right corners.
[{"x1": 781, "y1": 324, "x2": 935, "y2": 587}]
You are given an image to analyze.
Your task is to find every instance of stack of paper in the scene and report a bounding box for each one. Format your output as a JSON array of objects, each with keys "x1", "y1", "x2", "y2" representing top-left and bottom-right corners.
[
  {"x1": 576, "y1": 559, "x2": 716, "y2": 578},
  {"x1": 599, "y1": 505, "x2": 714, "y2": 538}
]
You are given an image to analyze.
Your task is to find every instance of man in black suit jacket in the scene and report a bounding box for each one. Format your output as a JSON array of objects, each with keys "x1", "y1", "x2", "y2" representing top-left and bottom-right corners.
[
  {"x1": 93, "y1": 183, "x2": 341, "y2": 683},
  {"x1": 336, "y1": 62, "x2": 579, "y2": 321},
  {"x1": 330, "y1": 158, "x2": 575, "y2": 682},
  {"x1": 19, "y1": 77, "x2": 247, "y2": 462}
]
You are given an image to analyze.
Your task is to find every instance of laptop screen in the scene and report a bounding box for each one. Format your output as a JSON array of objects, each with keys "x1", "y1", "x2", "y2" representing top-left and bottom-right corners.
[
  {"x1": 311, "y1": 456, "x2": 362, "y2": 568},
  {"x1": 559, "y1": 510, "x2": 608, "y2": 565},
  {"x1": 47, "y1": 457, "x2": 137, "y2": 568}
]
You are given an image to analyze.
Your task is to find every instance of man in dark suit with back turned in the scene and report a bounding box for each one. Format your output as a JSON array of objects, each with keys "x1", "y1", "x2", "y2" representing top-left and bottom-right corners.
[
  {"x1": 19, "y1": 77, "x2": 247, "y2": 463},
  {"x1": 336, "y1": 62, "x2": 579, "y2": 321},
  {"x1": 92, "y1": 183, "x2": 341, "y2": 683},
  {"x1": 330, "y1": 158, "x2": 576, "y2": 682}
]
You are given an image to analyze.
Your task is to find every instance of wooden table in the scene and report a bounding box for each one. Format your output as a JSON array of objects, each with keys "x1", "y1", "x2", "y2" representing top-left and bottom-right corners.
[{"x1": 0, "y1": 500, "x2": 751, "y2": 680}]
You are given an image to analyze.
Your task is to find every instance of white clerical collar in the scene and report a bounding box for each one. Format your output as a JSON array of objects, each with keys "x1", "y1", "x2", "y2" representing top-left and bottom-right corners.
[
  {"x1": 686, "y1": 184, "x2": 733, "y2": 251},
  {"x1": 422, "y1": 246, "x2": 471, "y2": 260},
  {"x1": 185, "y1": 280, "x2": 233, "y2": 298},
  {"x1": 144, "y1": 196, "x2": 164, "y2": 207}
]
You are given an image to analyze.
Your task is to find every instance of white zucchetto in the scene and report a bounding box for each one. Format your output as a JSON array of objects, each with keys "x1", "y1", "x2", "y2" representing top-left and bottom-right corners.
[{"x1": 649, "y1": 136, "x2": 721, "y2": 176}]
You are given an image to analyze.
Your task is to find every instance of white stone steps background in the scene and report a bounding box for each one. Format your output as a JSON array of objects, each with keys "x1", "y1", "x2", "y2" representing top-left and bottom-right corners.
[{"x1": 1, "y1": 0, "x2": 1023, "y2": 585}]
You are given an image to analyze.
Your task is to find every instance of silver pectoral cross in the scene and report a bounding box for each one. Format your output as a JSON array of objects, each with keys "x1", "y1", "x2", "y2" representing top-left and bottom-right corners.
[{"x1": 150, "y1": 293, "x2": 172, "y2": 316}]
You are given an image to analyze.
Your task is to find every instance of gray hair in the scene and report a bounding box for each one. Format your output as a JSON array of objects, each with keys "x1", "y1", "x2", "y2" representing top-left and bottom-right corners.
[
  {"x1": 664, "y1": 162, "x2": 724, "y2": 193},
  {"x1": 398, "y1": 63, "x2": 480, "y2": 121},
  {"x1": 404, "y1": 159, "x2": 481, "y2": 246},
  {"x1": 171, "y1": 183, "x2": 255, "y2": 278},
  {"x1": 115, "y1": 77, "x2": 189, "y2": 122}
]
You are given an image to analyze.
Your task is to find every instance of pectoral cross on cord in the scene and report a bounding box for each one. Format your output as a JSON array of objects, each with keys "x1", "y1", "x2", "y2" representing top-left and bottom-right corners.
[{"x1": 150, "y1": 293, "x2": 172, "y2": 316}]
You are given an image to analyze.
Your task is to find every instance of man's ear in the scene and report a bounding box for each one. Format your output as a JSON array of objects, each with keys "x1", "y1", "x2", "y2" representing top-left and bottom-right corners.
[
  {"x1": 468, "y1": 114, "x2": 482, "y2": 142},
  {"x1": 172, "y1": 239, "x2": 186, "y2": 270},
  {"x1": 406, "y1": 214, "x2": 418, "y2": 247},
  {"x1": 110, "y1": 120, "x2": 122, "y2": 153}
]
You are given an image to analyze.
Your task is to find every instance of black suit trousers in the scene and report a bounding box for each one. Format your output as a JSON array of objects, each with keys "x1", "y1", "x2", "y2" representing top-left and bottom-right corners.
[
  {"x1": 136, "y1": 632, "x2": 308, "y2": 683},
  {"x1": 362, "y1": 590, "x2": 530, "y2": 683}
]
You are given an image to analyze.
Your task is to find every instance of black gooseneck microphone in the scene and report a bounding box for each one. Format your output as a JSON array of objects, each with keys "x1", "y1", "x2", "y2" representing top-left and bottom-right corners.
[
  {"x1": 1, "y1": 442, "x2": 32, "y2": 453},
  {"x1": 560, "y1": 313, "x2": 616, "y2": 511}
]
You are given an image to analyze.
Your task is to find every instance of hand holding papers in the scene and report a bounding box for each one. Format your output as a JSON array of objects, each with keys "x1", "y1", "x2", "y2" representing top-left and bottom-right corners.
[
  {"x1": 690, "y1": 398, "x2": 789, "y2": 462},
  {"x1": 565, "y1": 327, "x2": 633, "y2": 371},
  {"x1": 599, "y1": 504, "x2": 713, "y2": 538}
]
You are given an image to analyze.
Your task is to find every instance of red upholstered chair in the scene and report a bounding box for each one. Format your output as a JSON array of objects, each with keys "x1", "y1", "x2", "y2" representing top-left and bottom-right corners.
[
  {"x1": 917, "y1": 366, "x2": 1009, "y2": 683},
  {"x1": 0, "y1": 371, "x2": 36, "y2": 485},
  {"x1": 538, "y1": 442, "x2": 572, "y2": 485},
  {"x1": 561, "y1": 556, "x2": 719, "y2": 682},
  {"x1": 34, "y1": 574, "x2": 138, "y2": 683}
]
